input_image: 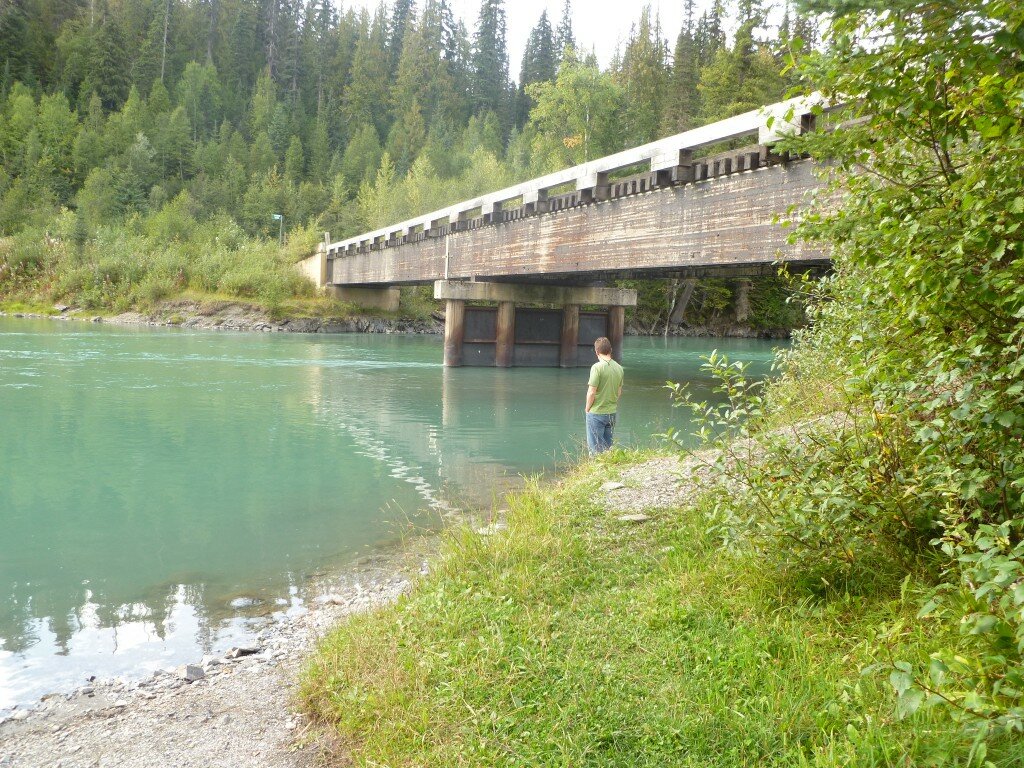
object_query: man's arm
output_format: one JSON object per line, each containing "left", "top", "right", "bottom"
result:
{"left": 585, "top": 385, "right": 597, "bottom": 413}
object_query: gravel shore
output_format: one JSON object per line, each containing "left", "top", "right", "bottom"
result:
{"left": 0, "top": 555, "right": 425, "bottom": 768}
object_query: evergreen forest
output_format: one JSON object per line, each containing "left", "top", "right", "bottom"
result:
{"left": 0, "top": 0, "right": 812, "bottom": 326}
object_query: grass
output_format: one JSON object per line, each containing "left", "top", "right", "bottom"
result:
{"left": 299, "top": 450, "right": 1024, "bottom": 766}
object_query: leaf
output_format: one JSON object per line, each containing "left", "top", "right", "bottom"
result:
{"left": 897, "top": 688, "right": 925, "bottom": 719}
{"left": 890, "top": 668, "right": 913, "bottom": 695}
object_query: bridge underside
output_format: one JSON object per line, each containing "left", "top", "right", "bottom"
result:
{"left": 328, "top": 159, "right": 826, "bottom": 288}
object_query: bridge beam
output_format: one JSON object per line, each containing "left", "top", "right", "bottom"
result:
{"left": 434, "top": 281, "right": 637, "bottom": 368}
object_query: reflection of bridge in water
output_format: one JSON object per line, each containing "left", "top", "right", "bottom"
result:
{"left": 301, "top": 348, "right": 552, "bottom": 517}
{"left": 301, "top": 95, "right": 832, "bottom": 367}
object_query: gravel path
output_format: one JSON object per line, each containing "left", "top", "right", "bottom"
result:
{"left": 600, "top": 450, "right": 727, "bottom": 513}
{"left": 0, "top": 566, "right": 419, "bottom": 768}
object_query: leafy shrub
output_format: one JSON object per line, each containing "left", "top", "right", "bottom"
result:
{"left": 669, "top": 0, "right": 1024, "bottom": 735}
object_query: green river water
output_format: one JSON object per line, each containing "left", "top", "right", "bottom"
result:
{"left": 0, "top": 316, "right": 781, "bottom": 712}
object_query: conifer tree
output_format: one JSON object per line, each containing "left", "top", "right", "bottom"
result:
{"left": 555, "top": 0, "right": 574, "bottom": 62}
{"left": 343, "top": 7, "right": 391, "bottom": 138}
{"left": 470, "top": 0, "right": 509, "bottom": 125}
{"left": 664, "top": 0, "right": 700, "bottom": 132}
{"left": 516, "top": 10, "right": 556, "bottom": 127}
{"left": 386, "top": 0, "right": 416, "bottom": 77}
{"left": 617, "top": 6, "right": 667, "bottom": 144}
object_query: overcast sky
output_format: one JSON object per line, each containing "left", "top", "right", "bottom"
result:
{"left": 340, "top": 0, "right": 723, "bottom": 76}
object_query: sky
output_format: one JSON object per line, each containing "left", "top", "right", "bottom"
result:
{"left": 340, "top": 0, "right": 719, "bottom": 76}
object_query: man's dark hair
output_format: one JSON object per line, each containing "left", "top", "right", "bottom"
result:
{"left": 594, "top": 337, "right": 612, "bottom": 356}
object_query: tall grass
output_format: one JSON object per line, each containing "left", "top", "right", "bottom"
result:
{"left": 300, "top": 455, "right": 1023, "bottom": 766}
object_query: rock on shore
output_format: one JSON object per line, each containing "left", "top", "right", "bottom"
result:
{"left": 1, "top": 300, "right": 442, "bottom": 336}
{"left": 0, "top": 574, "right": 414, "bottom": 768}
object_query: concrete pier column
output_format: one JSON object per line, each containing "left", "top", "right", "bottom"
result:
{"left": 608, "top": 305, "right": 625, "bottom": 362}
{"left": 734, "top": 279, "right": 752, "bottom": 323}
{"left": 560, "top": 304, "right": 580, "bottom": 368}
{"left": 443, "top": 299, "right": 465, "bottom": 367}
{"left": 495, "top": 301, "right": 515, "bottom": 368}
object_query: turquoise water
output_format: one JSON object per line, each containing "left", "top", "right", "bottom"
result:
{"left": 0, "top": 317, "right": 782, "bottom": 711}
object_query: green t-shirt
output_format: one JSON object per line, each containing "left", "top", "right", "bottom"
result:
{"left": 588, "top": 358, "right": 624, "bottom": 414}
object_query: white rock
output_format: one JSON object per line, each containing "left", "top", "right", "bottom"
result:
{"left": 315, "top": 594, "right": 347, "bottom": 606}
{"left": 601, "top": 481, "right": 626, "bottom": 491}
{"left": 225, "top": 646, "right": 259, "bottom": 660}
{"left": 12, "top": 709, "right": 30, "bottom": 721}
{"left": 177, "top": 664, "right": 205, "bottom": 682}
{"left": 616, "top": 513, "right": 651, "bottom": 523}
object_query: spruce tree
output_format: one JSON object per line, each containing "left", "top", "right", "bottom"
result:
{"left": 343, "top": 7, "right": 391, "bottom": 138}
{"left": 617, "top": 6, "right": 667, "bottom": 144}
{"left": 516, "top": 10, "right": 556, "bottom": 126}
{"left": 386, "top": 0, "right": 417, "bottom": 78}
{"left": 664, "top": 0, "right": 699, "bottom": 132}
{"left": 470, "top": 0, "right": 509, "bottom": 124}
{"left": 555, "top": 0, "right": 574, "bottom": 62}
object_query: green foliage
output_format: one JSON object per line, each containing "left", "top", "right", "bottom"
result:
{"left": 301, "top": 460, "right": 1024, "bottom": 765}
{"left": 665, "top": 0, "right": 1024, "bottom": 737}
{"left": 0, "top": 0, "right": 798, "bottom": 323}
{"left": 526, "top": 60, "right": 624, "bottom": 167}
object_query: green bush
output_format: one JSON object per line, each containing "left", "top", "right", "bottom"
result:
{"left": 669, "top": 0, "right": 1024, "bottom": 735}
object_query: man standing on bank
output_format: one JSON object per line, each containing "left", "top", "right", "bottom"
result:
{"left": 584, "top": 336, "right": 624, "bottom": 455}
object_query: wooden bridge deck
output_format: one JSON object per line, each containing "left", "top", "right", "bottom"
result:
{"left": 329, "top": 154, "right": 827, "bottom": 287}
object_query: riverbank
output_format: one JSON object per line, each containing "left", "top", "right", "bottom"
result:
{"left": 0, "top": 299, "right": 789, "bottom": 339}
{"left": 298, "top": 447, "right": 1023, "bottom": 766}
{"left": 0, "top": 297, "right": 443, "bottom": 335}
{"left": 0, "top": 546, "right": 431, "bottom": 768}
{"left": 6, "top": 444, "right": 1012, "bottom": 766}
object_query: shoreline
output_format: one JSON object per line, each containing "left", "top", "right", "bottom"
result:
{"left": 0, "top": 538, "right": 438, "bottom": 767}
{"left": 0, "top": 301, "right": 791, "bottom": 340}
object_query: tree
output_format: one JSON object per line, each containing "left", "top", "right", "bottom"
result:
{"left": 780, "top": 0, "right": 1024, "bottom": 729}
{"left": 343, "top": 7, "right": 391, "bottom": 138}
{"left": 340, "top": 122, "right": 383, "bottom": 189}
{"left": 555, "top": 0, "right": 574, "bottom": 63}
{"left": 697, "top": 0, "right": 785, "bottom": 123}
{"left": 664, "top": 0, "right": 700, "bottom": 132}
{"left": 88, "top": 17, "right": 131, "bottom": 110}
{"left": 284, "top": 133, "right": 304, "bottom": 182}
{"left": 617, "top": 6, "right": 668, "bottom": 145}
{"left": 470, "top": 0, "right": 509, "bottom": 124}
{"left": 386, "top": 0, "right": 416, "bottom": 77}
{"left": 516, "top": 10, "right": 556, "bottom": 126}
{"left": 35, "top": 92, "right": 78, "bottom": 202}
{"left": 526, "top": 60, "right": 623, "bottom": 168}
{"left": 176, "top": 61, "right": 222, "bottom": 141}
{"left": 386, "top": 100, "right": 426, "bottom": 175}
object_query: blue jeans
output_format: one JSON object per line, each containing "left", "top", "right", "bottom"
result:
{"left": 586, "top": 411, "right": 616, "bottom": 454}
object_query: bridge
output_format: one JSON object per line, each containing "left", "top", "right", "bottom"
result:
{"left": 298, "top": 95, "right": 831, "bottom": 367}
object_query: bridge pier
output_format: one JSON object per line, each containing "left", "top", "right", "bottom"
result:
{"left": 435, "top": 281, "right": 637, "bottom": 368}
{"left": 443, "top": 298, "right": 465, "bottom": 367}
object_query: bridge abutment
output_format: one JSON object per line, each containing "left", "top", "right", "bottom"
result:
{"left": 434, "top": 281, "right": 637, "bottom": 368}
{"left": 327, "top": 286, "right": 401, "bottom": 313}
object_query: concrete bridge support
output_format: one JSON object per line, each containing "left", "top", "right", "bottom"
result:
{"left": 434, "top": 281, "right": 637, "bottom": 368}
{"left": 297, "top": 244, "right": 401, "bottom": 312}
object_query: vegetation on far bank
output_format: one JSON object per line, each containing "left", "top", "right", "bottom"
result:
{"left": 0, "top": 0, "right": 809, "bottom": 331}
{"left": 301, "top": 0, "right": 1023, "bottom": 763}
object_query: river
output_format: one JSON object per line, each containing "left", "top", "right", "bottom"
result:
{"left": 0, "top": 316, "right": 782, "bottom": 712}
